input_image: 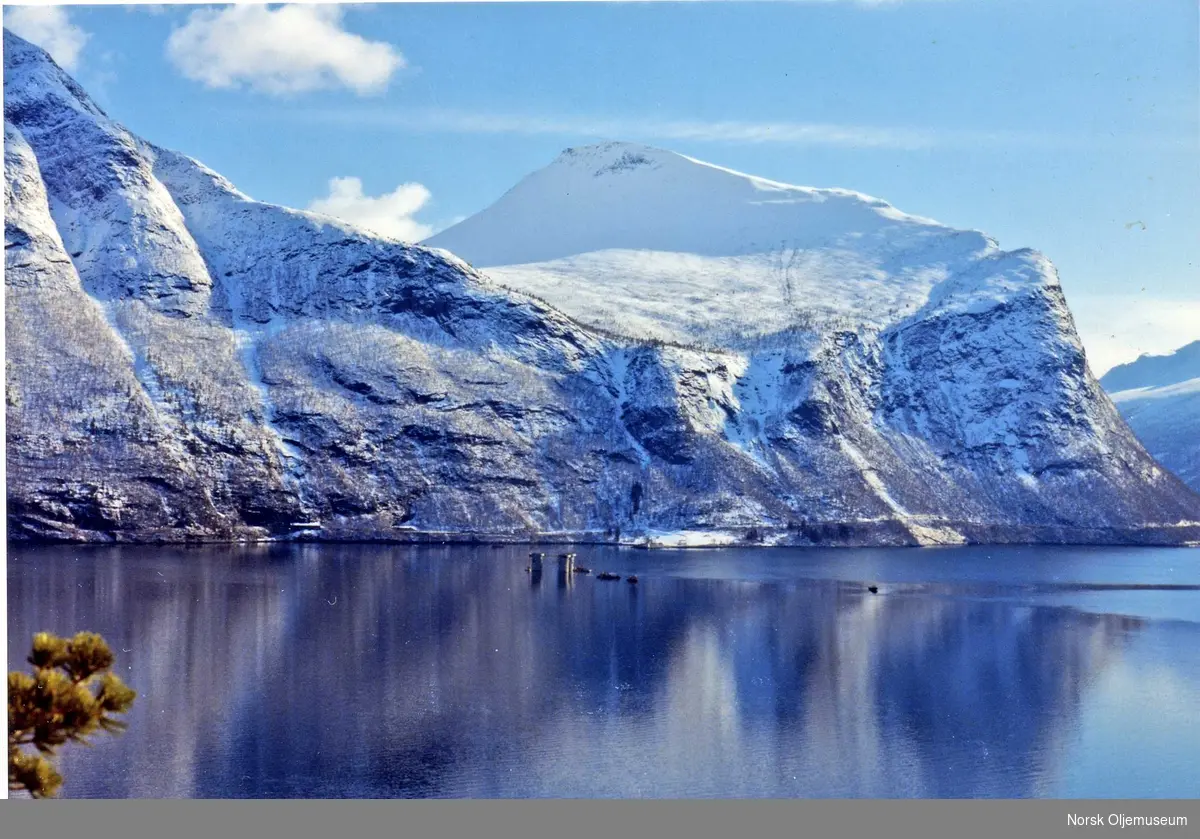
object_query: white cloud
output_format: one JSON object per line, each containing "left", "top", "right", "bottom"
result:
{"left": 4, "top": 6, "right": 90, "bottom": 72}
{"left": 1069, "top": 294, "right": 1200, "bottom": 377}
{"left": 166, "top": 5, "right": 403, "bottom": 96}
{"left": 307, "top": 177, "right": 434, "bottom": 242}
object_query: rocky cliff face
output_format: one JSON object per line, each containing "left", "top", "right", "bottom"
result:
{"left": 6, "top": 31, "right": 1199, "bottom": 545}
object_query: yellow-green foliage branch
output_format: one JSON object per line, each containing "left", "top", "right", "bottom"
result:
{"left": 8, "top": 632, "right": 136, "bottom": 798}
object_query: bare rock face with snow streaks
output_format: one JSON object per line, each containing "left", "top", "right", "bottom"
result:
{"left": 6, "top": 31, "right": 1198, "bottom": 545}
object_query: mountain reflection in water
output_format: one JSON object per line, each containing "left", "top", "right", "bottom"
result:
{"left": 8, "top": 544, "right": 1199, "bottom": 798}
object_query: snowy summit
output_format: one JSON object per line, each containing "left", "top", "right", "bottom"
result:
{"left": 426, "top": 141, "right": 1039, "bottom": 345}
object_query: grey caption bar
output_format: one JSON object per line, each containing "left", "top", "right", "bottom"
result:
{"left": 0, "top": 799, "right": 1195, "bottom": 839}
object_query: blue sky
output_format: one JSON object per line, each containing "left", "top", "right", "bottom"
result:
{"left": 5, "top": 0, "right": 1197, "bottom": 374}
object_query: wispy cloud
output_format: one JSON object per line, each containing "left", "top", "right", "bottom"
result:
{"left": 285, "top": 106, "right": 1195, "bottom": 153}
{"left": 166, "top": 5, "right": 404, "bottom": 96}
{"left": 4, "top": 6, "right": 90, "bottom": 72}
{"left": 307, "top": 177, "right": 434, "bottom": 242}
{"left": 296, "top": 107, "right": 939, "bottom": 150}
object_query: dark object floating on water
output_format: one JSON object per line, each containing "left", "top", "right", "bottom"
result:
{"left": 597, "top": 572, "right": 621, "bottom": 581}
{"left": 573, "top": 566, "right": 591, "bottom": 574}
{"left": 626, "top": 575, "right": 639, "bottom": 584}
{"left": 867, "top": 585, "right": 879, "bottom": 594}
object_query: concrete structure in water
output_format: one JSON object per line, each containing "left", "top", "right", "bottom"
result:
{"left": 556, "top": 553, "right": 576, "bottom": 589}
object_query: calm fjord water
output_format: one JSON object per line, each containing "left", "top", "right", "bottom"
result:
{"left": 8, "top": 544, "right": 1200, "bottom": 798}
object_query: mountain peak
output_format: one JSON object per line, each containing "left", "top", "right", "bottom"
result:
{"left": 3, "top": 28, "right": 107, "bottom": 123}
{"left": 426, "top": 142, "right": 947, "bottom": 271}
{"left": 3, "top": 28, "right": 45, "bottom": 65}
{"left": 550, "top": 141, "right": 674, "bottom": 176}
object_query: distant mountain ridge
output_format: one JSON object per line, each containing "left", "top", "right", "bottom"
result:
{"left": 6, "top": 30, "right": 1199, "bottom": 546}
{"left": 1101, "top": 341, "right": 1200, "bottom": 392}
{"left": 1101, "top": 342, "right": 1200, "bottom": 493}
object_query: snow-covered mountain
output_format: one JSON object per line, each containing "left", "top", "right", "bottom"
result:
{"left": 1101, "top": 342, "right": 1200, "bottom": 493}
{"left": 427, "top": 142, "right": 984, "bottom": 345}
{"left": 6, "top": 31, "right": 1199, "bottom": 546}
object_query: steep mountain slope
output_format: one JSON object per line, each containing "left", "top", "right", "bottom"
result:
{"left": 4, "top": 30, "right": 635, "bottom": 542}
{"left": 6, "top": 31, "right": 1199, "bottom": 545}
{"left": 1101, "top": 342, "right": 1200, "bottom": 492}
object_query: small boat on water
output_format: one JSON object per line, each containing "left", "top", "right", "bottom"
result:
{"left": 596, "top": 572, "right": 621, "bottom": 581}
{"left": 573, "top": 566, "right": 591, "bottom": 574}
{"left": 626, "top": 575, "right": 639, "bottom": 584}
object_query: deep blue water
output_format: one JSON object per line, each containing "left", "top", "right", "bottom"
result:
{"left": 7, "top": 543, "right": 1200, "bottom": 798}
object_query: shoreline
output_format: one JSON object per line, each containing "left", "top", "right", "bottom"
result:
{"left": 7, "top": 522, "right": 1200, "bottom": 550}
